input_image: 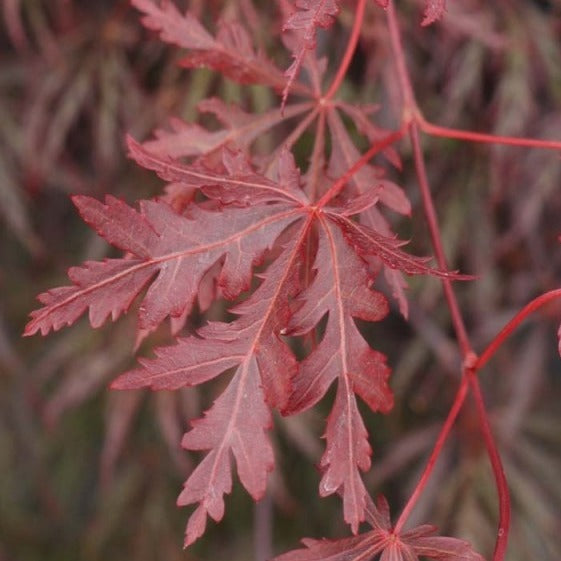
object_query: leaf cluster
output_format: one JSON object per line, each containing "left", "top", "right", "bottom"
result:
{"left": 2, "top": 1, "right": 561, "bottom": 560}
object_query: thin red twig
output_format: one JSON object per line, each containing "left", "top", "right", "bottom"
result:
{"left": 324, "top": 0, "right": 367, "bottom": 101}
{"left": 394, "top": 375, "right": 470, "bottom": 533}
{"left": 469, "top": 375, "right": 511, "bottom": 561}
{"left": 419, "top": 116, "right": 561, "bottom": 152}
{"left": 475, "top": 288, "right": 561, "bottom": 371}
{"left": 316, "top": 127, "right": 406, "bottom": 208}
{"left": 408, "top": 122, "right": 473, "bottom": 357}
{"left": 384, "top": 4, "right": 517, "bottom": 558}
{"left": 386, "top": 0, "right": 472, "bottom": 357}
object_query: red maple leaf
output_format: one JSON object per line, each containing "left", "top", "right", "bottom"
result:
{"left": 142, "top": 97, "right": 314, "bottom": 160}
{"left": 282, "top": 0, "right": 341, "bottom": 103}
{"left": 24, "top": 145, "right": 305, "bottom": 338}
{"left": 132, "top": 0, "right": 297, "bottom": 91}
{"left": 274, "top": 495, "right": 485, "bottom": 561}
{"left": 25, "top": 135, "right": 463, "bottom": 544}
{"left": 25, "top": 1, "right": 472, "bottom": 548}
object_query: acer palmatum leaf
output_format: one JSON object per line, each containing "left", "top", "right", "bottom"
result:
{"left": 421, "top": 0, "right": 447, "bottom": 26}
{"left": 133, "top": 0, "right": 291, "bottom": 91}
{"left": 284, "top": 217, "right": 392, "bottom": 531}
{"left": 282, "top": 0, "right": 341, "bottom": 105}
{"left": 142, "top": 98, "right": 313, "bottom": 160}
{"left": 127, "top": 137, "right": 309, "bottom": 206}
{"left": 325, "top": 108, "right": 413, "bottom": 315}
{"left": 112, "top": 230, "right": 308, "bottom": 403}
{"left": 25, "top": 195, "right": 301, "bottom": 337}
{"left": 178, "top": 360, "right": 273, "bottom": 547}
{"left": 113, "top": 233, "right": 309, "bottom": 546}
{"left": 327, "top": 213, "right": 465, "bottom": 278}
{"left": 274, "top": 496, "right": 485, "bottom": 561}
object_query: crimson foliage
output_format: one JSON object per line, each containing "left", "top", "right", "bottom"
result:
{"left": 25, "top": 1, "right": 561, "bottom": 560}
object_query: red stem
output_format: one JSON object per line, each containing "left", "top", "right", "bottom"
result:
{"left": 394, "top": 375, "right": 470, "bottom": 533}
{"left": 419, "top": 117, "right": 561, "bottom": 151}
{"left": 408, "top": 122, "right": 473, "bottom": 357}
{"left": 386, "top": 0, "right": 472, "bottom": 356}
{"left": 323, "top": 0, "right": 367, "bottom": 101}
{"left": 385, "top": 5, "right": 515, "bottom": 558}
{"left": 386, "top": 1, "right": 476, "bottom": 532}
{"left": 469, "top": 375, "right": 511, "bottom": 561}
{"left": 316, "top": 127, "right": 406, "bottom": 208}
{"left": 475, "top": 288, "right": 561, "bottom": 371}
{"left": 385, "top": 0, "right": 417, "bottom": 114}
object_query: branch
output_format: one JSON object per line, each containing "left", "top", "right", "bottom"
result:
{"left": 323, "top": 0, "right": 367, "bottom": 101}
{"left": 475, "top": 288, "right": 561, "bottom": 371}
{"left": 419, "top": 116, "right": 561, "bottom": 152}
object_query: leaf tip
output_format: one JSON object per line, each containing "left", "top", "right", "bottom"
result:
{"left": 125, "top": 134, "right": 142, "bottom": 157}
{"left": 421, "top": 0, "right": 446, "bottom": 27}
{"left": 22, "top": 322, "right": 37, "bottom": 337}
{"left": 182, "top": 505, "right": 208, "bottom": 548}
{"left": 70, "top": 193, "right": 90, "bottom": 210}
{"left": 109, "top": 375, "right": 127, "bottom": 390}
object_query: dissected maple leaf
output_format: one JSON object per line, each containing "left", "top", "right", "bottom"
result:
{"left": 132, "top": 0, "right": 312, "bottom": 96}
{"left": 274, "top": 495, "right": 485, "bottom": 561}
{"left": 25, "top": 132, "right": 464, "bottom": 539}
{"left": 24, "top": 189, "right": 301, "bottom": 337}
{"left": 112, "top": 234, "right": 308, "bottom": 546}
{"left": 103, "top": 143, "right": 395, "bottom": 541}
{"left": 142, "top": 98, "right": 314, "bottom": 160}
{"left": 25, "top": 120, "right": 468, "bottom": 546}
{"left": 284, "top": 216, "right": 392, "bottom": 531}
{"left": 282, "top": 0, "right": 341, "bottom": 104}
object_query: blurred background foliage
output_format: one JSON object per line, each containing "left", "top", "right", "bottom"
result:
{"left": 0, "top": 1, "right": 560, "bottom": 560}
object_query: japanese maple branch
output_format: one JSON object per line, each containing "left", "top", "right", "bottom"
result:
{"left": 467, "top": 289, "right": 561, "bottom": 558}
{"left": 475, "top": 288, "right": 561, "bottom": 371}
{"left": 417, "top": 116, "right": 561, "bottom": 151}
{"left": 384, "top": 2, "right": 512, "bottom": 558}
{"left": 393, "top": 374, "right": 470, "bottom": 533}
{"left": 385, "top": 0, "right": 471, "bottom": 356}
{"left": 394, "top": 287, "right": 561, "bottom": 538}
{"left": 468, "top": 374, "right": 510, "bottom": 561}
